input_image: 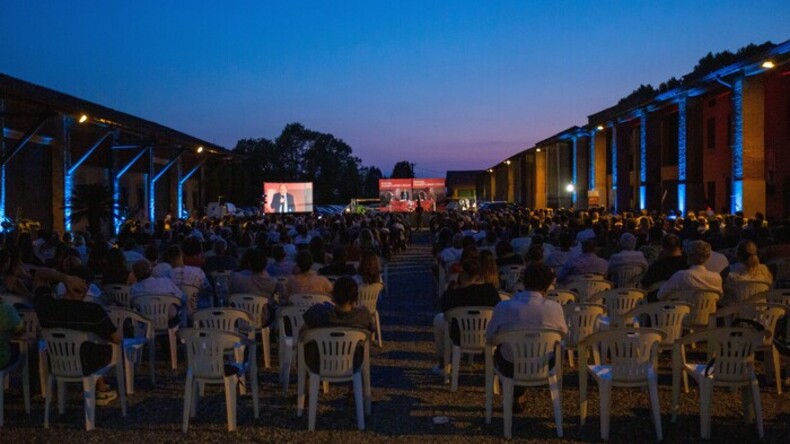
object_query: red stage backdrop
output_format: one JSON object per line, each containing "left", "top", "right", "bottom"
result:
{"left": 379, "top": 178, "right": 412, "bottom": 212}
{"left": 263, "top": 182, "right": 314, "bottom": 214}
{"left": 412, "top": 178, "right": 446, "bottom": 210}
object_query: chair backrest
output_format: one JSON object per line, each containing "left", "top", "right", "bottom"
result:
{"left": 179, "top": 285, "right": 200, "bottom": 312}
{"left": 491, "top": 329, "right": 564, "bottom": 382}
{"left": 104, "top": 306, "right": 150, "bottom": 338}
{"left": 0, "top": 294, "right": 34, "bottom": 309}
{"left": 41, "top": 328, "right": 100, "bottom": 378}
{"left": 498, "top": 265, "right": 525, "bottom": 292}
{"left": 563, "top": 278, "right": 613, "bottom": 303}
{"left": 589, "top": 288, "right": 646, "bottom": 325}
{"left": 608, "top": 264, "right": 647, "bottom": 289}
{"left": 545, "top": 289, "right": 577, "bottom": 305}
{"left": 725, "top": 280, "right": 772, "bottom": 306}
{"left": 290, "top": 293, "right": 333, "bottom": 314}
{"left": 563, "top": 303, "right": 606, "bottom": 347}
{"left": 102, "top": 284, "right": 131, "bottom": 307}
{"left": 228, "top": 293, "right": 270, "bottom": 328}
{"left": 357, "top": 283, "right": 383, "bottom": 314}
{"left": 751, "top": 289, "right": 790, "bottom": 306}
{"left": 626, "top": 302, "right": 691, "bottom": 346}
{"left": 193, "top": 308, "right": 253, "bottom": 334}
{"left": 277, "top": 305, "right": 306, "bottom": 342}
{"left": 16, "top": 308, "right": 40, "bottom": 341}
{"left": 133, "top": 294, "right": 182, "bottom": 330}
{"left": 179, "top": 328, "right": 246, "bottom": 379}
{"left": 299, "top": 327, "right": 369, "bottom": 378}
{"left": 662, "top": 289, "right": 721, "bottom": 328}
{"left": 768, "top": 258, "right": 790, "bottom": 286}
{"left": 705, "top": 328, "right": 767, "bottom": 382}
{"left": 715, "top": 302, "right": 787, "bottom": 346}
{"left": 582, "top": 328, "right": 665, "bottom": 383}
{"left": 209, "top": 271, "right": 232, "bottom": 297}
{"left": 445, "top": 306, "right": 494, "bottom": 350}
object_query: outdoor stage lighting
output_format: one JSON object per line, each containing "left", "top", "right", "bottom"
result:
{"left": 196, "top": 146, "right": 204, "bottom": 153}
{"left": 566, "top": 183, "right": 575, "bottom": 193}
{"left": 536, "top": 148, "right": 541, "bottom": 152}
{"left": 596, "top": 125, "right": 604, "bottom": 131}
{"left": 761, "top": 60, "right": 775, "bottom": 69}
{"left": 78, "top": 114, "right": 89, "bottom": 123}
{"left": 505, "top": 160, "right": 511, "bottom": 165}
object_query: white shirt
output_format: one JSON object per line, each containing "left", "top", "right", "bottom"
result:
{"left": 485, "top": 291, "right": 568, "bottom": 360}
{"left": 510, "top": 237, "right": 532, "bottom": 256}
{"left": 704, "top": 251, "right": 729, "bottom": 273}
{"left": 657, "top": 265, "right": 723, "bottom": 299}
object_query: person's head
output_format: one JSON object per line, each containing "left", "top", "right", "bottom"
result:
{"left": 331, "top": 276, "right": 359, "bottom": 307}
{"left": 182, "top": 236, "right": 203, "bottom": 258}
{"left": 272, "top": 244, "right": 286, "bottom": 262}
{"left": 132, "top": 259, "right": 153, "bottom": 281}
{"left": 618, "top": 232, "right": 637, "bottom": 251}
{"left": 661, "top": 234, "right": 682, "bottom": 256}
{"left": 279, "top": 184, "right": 288, "bottom": 195}
{"left": 105, "top": 248, "right": 126, "bottom": 271}
{"left": 213, "top": 238, "right": 228, "bottom": 256}
{"left": 460, "top": 245, "right": 479, "bottom": 263}
{"left": 526, "top": 243, "right": 544, "bottom": 262}
{"left": 495, "top": 240, "right": 514, "bottom": 257}
{"left": 478, "top": 250, "right": 499, "bottom": 287}
{"left": 357, "top": 249, "right": 381, "bottom": 284}
{"left": 144, "top": 244, "right": 159, "bottom": 263}
{"left": 63, "top": 265, "right": 94, "bottom": 301}
{"left": 309, "top": 237, "right": 326, "bottom": 264}
{"left": 122, "top": 238, "right": 137, "bottom": 252}
{"left": 332, "top": 246, "right": 347, "bottom": 266}
{"left": 164, "top": 244, "right": 184, "bottom": 267}
{"left": 735, "top": 240, "right": 760, "bottom": 270}
{"left": 581, "top": 239, "right": 597, "bottom": 254}
{"left": 649, "top": 226, "right": 664, "bottom": 244}
{"left": 295, "top": 250, "right": 313, "bottom": 273}
{"left": 685, "top": 240, "right": 712, "bottom": 266}
{"left": 521, "top": 262, "right": 555, "bottom": 293}
{"left": 458, "top": 259, "right": 482, "bottom": 286}
{"left": 559, "top": 231, "right": 572, "bottom": 251}
{"left": 451, "top": 234, "right": 464, "bottom": 249}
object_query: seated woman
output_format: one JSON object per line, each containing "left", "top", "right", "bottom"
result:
{"left": 302, "top": 276, "right": 374, "bottom": 373}
{"left": 266, "top": 244, "right": 295, "bottom": 278}
{"left": 284, "top": 251, "right": 333, "bottom": 303}
{"left": 102, "top": 248, "right": 133, "bottom": 285}
{"left": 354, "top": 250, "right": 381, "bottom": 286}
{"left": 723, "top": 240, "right": 773, "bottom": 305}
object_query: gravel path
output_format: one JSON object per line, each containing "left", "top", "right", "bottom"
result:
{"left": 2, "top": 233, "right": 789, "bottom": 442}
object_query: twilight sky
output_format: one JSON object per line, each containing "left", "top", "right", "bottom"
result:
{"left": 1, "top": 1, "right": 788, "bottom": 177}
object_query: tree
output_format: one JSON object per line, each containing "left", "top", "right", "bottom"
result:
{"left": 360, "top": 166, "right": 383, "bottom": 198}
{"left": 391, "top": 161, "right": 415, "bottom": 179}
{"left": 67, "top": 183, "right": 125, "bottom": 237}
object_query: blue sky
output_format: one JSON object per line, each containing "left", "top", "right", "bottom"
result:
{"left": 1, "top": 1, "right": 788, "bottom": 177}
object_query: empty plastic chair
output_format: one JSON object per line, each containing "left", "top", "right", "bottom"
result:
{"left": 562, "top": 278, "right": 613, "bottom": 303}
{"left": 562, "top": 303, "right": 605, "bottom": 368}
{"left": 724, "top": 280, "right": 771, "bottom": 306}
{"left": 357, "top": 283, "right": 384, "bottom": 347}
{"left": 588, "top": 288, "right": 646, "bottom": 327}
{"left": 608, "top": 263, "right": 647, "bottom": 289}
{"left": 132, "top": 294, "right": 181, "bottom": 370}
{"left": 290, "top": 293, "right": 333, "bottom": 315}
{"left": 579, "top": 328, "right": 665, "bottom": 441}
{"left": 660, "top": 289, "right": 721, "bottom": 333}
{"left": 1, "top": 334, "right": 29, "bottom": 427}
{"left": 545, "top": 289, "right": 577, "bottom": 306}
{"left": 485, "top": 329, "right": 565, "bottom": 439}
{"left": 278, "top": 305, "right": 307, "bottom": 395}
{"left": 296, "top": 327, "right": 371, "bottom": 431}
{"left": 41, "top": 328, "right": 126, "bottom": 431}
{"left": 498, "top": 265, "right": 525, "bottom": 293}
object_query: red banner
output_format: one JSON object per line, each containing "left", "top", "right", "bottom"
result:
{"left": 379, "top": 178, "right": 445, "bottom": 212}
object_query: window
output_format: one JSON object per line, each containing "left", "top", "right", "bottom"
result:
{"left": 706, "top": 117, "right": 716, "bottom": 150}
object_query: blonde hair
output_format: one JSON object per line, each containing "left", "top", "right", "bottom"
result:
{"left": 479, "top": 250, "right": 499, "bottom": 288}
{"left": 735, "top": 240, "right": 760, "bottom": 270}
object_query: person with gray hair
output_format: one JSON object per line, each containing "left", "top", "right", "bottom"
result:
{"left": 129, "top": 259, "right": 182, "bottom": 300}
{"left": 607, "top": 232, "right": 648, "bottom": 269}
{"left": 657, "top": 240, "right": 722, "bottom": 300}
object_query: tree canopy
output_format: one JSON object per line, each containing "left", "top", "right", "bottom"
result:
{"left": 391, "top": 161, "right": 415, "bottom": 179}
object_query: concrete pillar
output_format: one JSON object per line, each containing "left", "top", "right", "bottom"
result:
{"left": 677, "top": 96, "right": 688, "bottom": 214}
{"left": 686, "top": 97, "right": 705, "bottom": 212}
{"left": 594, "top": 130, "right": 607, "bottom": 207}
{"left": 615, "top": 122, "right": 632, "bottom": 212}
{"left": 507, "top": 161, "right": 515, "bottom": 202}
{"left": 645, "top": 112, "right": 662, "bottom": 210}
{"left": 53, "top": 116, "right": 72, "bottom": 233}
{"left": 638, "top": 111, "right": 647, "bottom": 210}
{"left": 535, "top": 149, "right": 547, "bottom": 209}
{"left": 740, "top": 75, "right": 766, "bottom": 217}
{"left": 489, "top": 170, "right": 495, "bottom": 201}
{"left": 576, "top": 136, "right": 589, "bottom": 209}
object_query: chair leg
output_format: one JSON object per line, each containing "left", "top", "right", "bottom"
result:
{"left": 567, "top": 349, "right": 574, "bottom": 368}
{"left": 297, "top": 360, "right": 306, "bottom": 417}
{"left": 741, "top": 385, "right": 753, "bottom": 423}
{"left": 38, "top": 346, "right": 48, "bottom": 399}
{"left": 648, "top": 376, "right": 663, "bottom": 441}
{"left": 750, "top": 377, "right": 764, "bottom": 439}
{"left": 168, "top": 329, "right": 178, "bottom": 370}
{"left": 353, "top": 373, "right": 365, "bottom": 430}
{"left": 549, "top": 374, "right": 563, "bottom": 438}
{"left": 363, "top": 359, "right": 372, "bottom": 416}
{"left": 148, "top": 337, "right": 157, "bottom": 386}
{"left": 191, "top": 379, "right": 199, "bottom": 418}
{"left": 57, "top": 381, "right": 66, "bottom": 415}
{"left": 182, "top": 373, "right": 193, "bottom": 432}
{"left": 82, "top": 377, "right": 96, "bottom": 431}
{"left": 699, "top": 382, "right": 712, "bottom": 440}
{"left": 308, "top": 375, "right": 320, "bottom": 431}
{"left": 770, "top": 347, "right": 782, "bottom": 395}
{"left": 22, "top": 354, "right": 31, "bottom": 415}
{"left": 579, "top": 368, "right": 588, "bottom": 427}
{"left": 281, "top": 346, "right": 293, "bottom": 396}
{"left": 322, "top": 380, "right": 329, "bottom": 394}
{"left": 224, "top": 376, "right": 237, "bottom": 432}
{"left": 450, "top": 347, "right": 461, "bottom": 392}
{"left": 261, "top": 327, "right": 271, "bottom": 369}
{"left": 250, "top": 366, "right": 260, "bottom": 419}
{"left": 0, "top": 379, "right": 4, "bottom": 428}
{"left": 598, "top": 380, "right": 612, "bottom": 441}
{"left": 375, "top": 312, "right": 383, "bottom": 347}
{"left": 124, "top": 349, "right": 135, "bottom": 395}
{"left": 502, "top": 379, "right": 513, "bottom": 439}
{"left": 116, "top": 361, "right": 127, "bottom": 417}
{"left": 44, "top": 374, "right": 53, "bottom": 428}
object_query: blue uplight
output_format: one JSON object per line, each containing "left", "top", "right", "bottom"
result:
{"left": 731, "top": 76, "right": 744, "bottom": 213}
{"left": 677, "top": 97, "right": 687, "bottom": 182}
{"left": 639, "top": 185, "right": 646, "bottom": 211}
{"left": 732, "top": 180, "right": 743, "bottom": 213}
{"left": 678, "top": 183, "right": 686, "bottom": 215}
{"left": 610, "top": 124, "right": 617, "bottom": 212}
{"left": 639, "top": 111, "right": 647, "bottom": 183}
{"left": 571, "top": 137, "right": 578, "bottom": 206}
{"left": 64, "top": 173, "right": 73, "bottom": 232}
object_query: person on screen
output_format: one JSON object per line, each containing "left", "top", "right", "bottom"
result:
{"left": 271, "top": 184, "right": 295, "bottom": 213}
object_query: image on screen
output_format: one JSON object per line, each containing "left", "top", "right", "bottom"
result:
{"left": 263, "top": 182, "right": 314, "bottom": 214}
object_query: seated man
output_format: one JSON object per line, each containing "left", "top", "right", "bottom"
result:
{"left": 640, "top": 234, "right": 688, "bottom": 302}
{"left": 432, "top": 259, "right": 501, "bottom": 378}
{"left": 33, "top": 266, "right": 120, "bottom": 405}
{"left": 485, "top": 262, "right": 567, "bottom": 412}
{"left": 558, "top": 239, "right": 608, "bottom": 282}
{"left": 658, "top": 240, "right": 723, "bottom": 300}
{"left": 318, "top": 246, "right": 357, "bottom": 277}
{"left": 607, "top": 232, "right": 648, "bottom": 269}
{"left": 130, "top": 259, "right": 182, "bottom": 326}
{"left": 203, "top": 238, "right": 240, "bottom": 274}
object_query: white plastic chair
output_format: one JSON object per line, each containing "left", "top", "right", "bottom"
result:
{"left": 296, "top": 327, "right": 371, "bottom": 431}
{"left": 672, "top": 327, "right": 769, "bottom": 439}
{"left": 1, "top": 335, "right": 29, "bottom": 427}
{"left": 278, "top": 305, "right": 306, "bottom": 395}
{"left": 102, "top": 284, "right": 132, "bottom": 307}
{"left": 484, "top": 329, "right": 565, "bottom": 438}
{"left": 562, "top": 303, "right": 605, "bottom": 368}
{"left": 209, "top": 271, "right": 233, "bottom": 306}
{"left": 14, "top": 308, "right": 48, "bottom": 399}
{"left": 608, "top": 263, "right": 647, "bottom": 289}
{"left": 179, "top": 328, "right": 259, "bottom": 432}
{"left": 750, "top": 289, "right": 790, "bottom": 342}
{"left": 768, "top": 258, "right": 790, "bottom": 288}
{"left": 546, "top": 289, "right": 577, "bottom": 305}
{"left": 588, "top": 288, "right": 646, "bottom": 327}
{"left": 445, "top": 306, "right": 494, "bottom": 392}
{"left": 180, "top": 285, "right": 201, "bottom": 323}
{"left": 228, "top": 293, "right": 273, "bottom": 368}
{"left": 660, "top": 289, "right": 721, "bottom": 332}
{"left": 724, "top": 280, "right": 771, "bottom": 306}
{"left": 358, "top": 283, "right": 384, "bottom": 347}
{"left": 562, "top": 278, "right": 613, "bottom": 303}
{"left": 579, "top": 328, "right": 665, "bottom": 441}
{"left": 498, "top": 265, "right": 525, "bottom": 293}
{"left": 290, "top": 293, "right": 333, "bottom": 314}
{"left": 132, "top": 294, "right": 181, "bottom": 370}
{"left": 41, "top": 328, "right": 126, "bottom": 431}
{"left": 710, "top": 302, "right": 788, "bottom": 394}
{"left": 104, "top": 306, "right": 154, "bottom": 394}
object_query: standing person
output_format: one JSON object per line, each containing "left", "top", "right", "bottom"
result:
{"left": 33, "top": 266, "right": 120, "bottom": 405}
{"left": 485, "top": 262, "right": 567, "bottom": 412}
{"left": 271, "top": 184, "right": 295, "bottom": 213}
{"left": 415, "top": 197, "right": 424, "bottom": 232}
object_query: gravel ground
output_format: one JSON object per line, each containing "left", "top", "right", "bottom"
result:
{"left": 2, "top": 233, "right": 789, "bottom": 443}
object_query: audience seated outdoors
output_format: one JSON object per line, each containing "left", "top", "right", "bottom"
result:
{"left": 558, "top": 239, "right": 608, "bottom": 282}
{"left": 284, "top": 251, "right": 333, "bottom": 302}
{"left": 657, "top": 240, "right": 723, "bottom": 300}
